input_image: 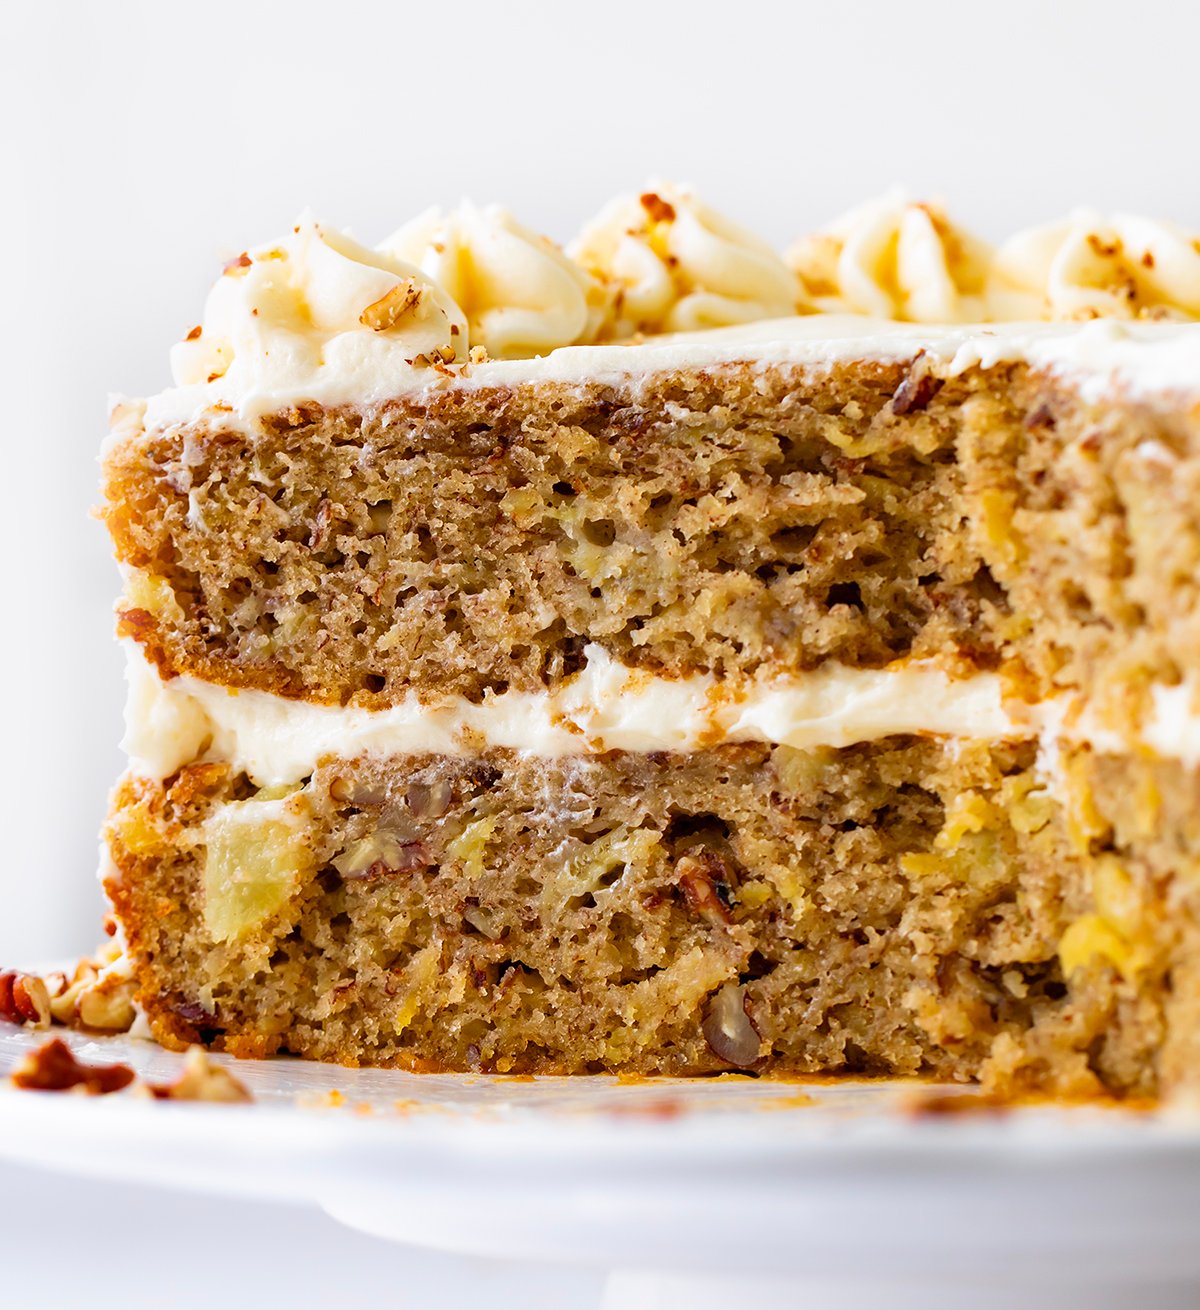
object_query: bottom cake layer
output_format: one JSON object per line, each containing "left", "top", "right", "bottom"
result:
{"left": 103, "top": 738, "right": 1200, "bottom": 1096}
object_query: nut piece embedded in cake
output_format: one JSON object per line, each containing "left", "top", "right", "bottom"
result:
{"left": 701, "top": 984, "right": 762, "bottom": 1069}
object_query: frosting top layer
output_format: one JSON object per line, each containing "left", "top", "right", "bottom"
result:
{"left": 129, "top": 187, "right": 1200, "bottom": 432}
{"left": 381, "top": 204, "right": 608, "bottom": 359}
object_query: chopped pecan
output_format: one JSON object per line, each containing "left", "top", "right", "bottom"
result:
{"left": 334, "top": 831, "right": 432, "bottom": 881}
{"left": 891, "top": 353, "right": 944, "bottom": 415}
{"left": 308, "top": 497, "right": 334, "bottom": 551}
{"left": 676, "top": 852, "right": 735, "bottom": 924}
{"left": 48, "top": 953, "right": 137, "bottom": 1032}
{"left": 640, "top": 192, "right": 677, "bottom": 224}
{"left": 11, "top": 1038, "right": 135, "bottom": 1094}
{"left": 356, "top": 854, "right": 428, "bottom": 881}
{"left": 701, "top": 983, "right": 762, "bottom": 1068}
{"left": 360, "top": 279, "right": 424, "bottom": 331}
{"left": 1024, "top": 401, "right": 1057, "bottom": 431}
{"left": 0, "top": 970, "right": 51, "bottom": 1029}
{"left": 168, "top": 996, "right": 217, "bottom": 1029}
{"left": 76, "top": 979, "right": 137, "bottom": 1032}
{"left": 406, "top": 778, "right": 453, "bottom": 819}
{"left": 114, "top": 606, "right": 156, "bottom": 642}
{"left": 146, "top": 1046, "right": 252, "bottom": 1103}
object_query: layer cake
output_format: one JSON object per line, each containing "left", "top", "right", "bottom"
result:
{"left": 99, "top": 188, "right": 1200, "bottom": 1096}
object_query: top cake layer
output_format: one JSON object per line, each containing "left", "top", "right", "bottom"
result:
{"left": 122, "top": 185, "right": 1200, "bottom": 434}
{"left": 102, "top": 187, "right": 1200, "bottom": 736}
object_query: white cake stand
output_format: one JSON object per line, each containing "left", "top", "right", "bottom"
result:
{"left": 2, "top": 1025, "right": 1199, "bottom": 1309}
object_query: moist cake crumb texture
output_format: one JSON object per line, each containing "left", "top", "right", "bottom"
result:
{"left": 95, "top": 186, "right": 1200, "bottom": 1098}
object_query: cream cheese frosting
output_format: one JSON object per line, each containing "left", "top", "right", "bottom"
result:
{"left": 127, "top": 187, "right": 1200, "bottom": 434}
{"left": 989, "top": 210, "right": 1200, "bottom": 322}
{"left": 786, "top": 191, "right": 992, "bottom": 324}
{"left": 381, "top": 204, "right": 608, "bottom": 358}
{"left": 121, "top": 644, "right": 1200, "bottom": 789}
{"left": 134, "top": 312, "right": 1200, "bottom": 435}
{"left": 569, "top": 183, "right": 801, "bottom": 335}
{"left": 1143, "top": 682, "right": 1200, "bottom": 769}
{"left": 122, "top": 643, "right": 1021, "bottom": 788}
{"left": 169, "top": 215, "right": 468, "bottom": 401}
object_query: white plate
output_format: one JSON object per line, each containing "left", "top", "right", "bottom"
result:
{"left": 2, "top": 1024, "right": 1199, "bottom": 1305}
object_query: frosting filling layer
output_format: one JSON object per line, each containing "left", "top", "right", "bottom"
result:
{"left": 124, "top": 644, "right": 1030, "bottom": 787}
{"left": 127, "top": 641, "right": 1181, "bottom": 790}
{"left": 123, "top": 644, "right": 1200, "bottom": 789}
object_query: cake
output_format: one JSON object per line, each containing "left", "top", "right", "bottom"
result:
{"left": 96, "top": 186, "right": 1200, "bottom": 1098}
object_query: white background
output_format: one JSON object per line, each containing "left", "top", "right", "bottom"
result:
{"left": 1, "top": 1, "right": 1198, "bottom": 1303}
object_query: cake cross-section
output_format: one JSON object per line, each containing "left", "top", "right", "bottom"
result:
{"left": 99, "top": 189, "right": 1200, "bottom": 1096}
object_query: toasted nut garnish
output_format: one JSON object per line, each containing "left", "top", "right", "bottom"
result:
{"left": 76, "top": 981, "right": 137, "bottom": 1033}
{"left": 45, "top": 951, "right": 137, "bottom": 1033}
{"left": 145, "top": 1046, "right": 252, "bottom": 1103}
{"left": 49, "top": 961, "right": 97, "bottom": 1024}
{"left": 360, "top": 280, "right": 424, "bottom": 331}
{"left": 0, "top": 971, "right": 51, "bottom": 1029}
{"left": 11, "top": 1038, "right": 135, "bottom": 1095}
{"left": 640, "top": 192, "right": 677, "bottom": 224}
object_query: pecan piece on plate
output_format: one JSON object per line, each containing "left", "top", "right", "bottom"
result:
{"left": 11, "top": 1038, "right": 135, "bottom": 1095}
{"left": 145, "top": 1046, "right": 252, "bottom": 1104}
{"left": 0, "top": 970, "right": 52, "bottom": 1029}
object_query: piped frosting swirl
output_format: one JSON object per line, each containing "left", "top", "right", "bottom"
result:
{"left": 569, "top": 183, "right": 801, "bottom": 335}
{"left": 987, "top": 210, "right": 1200, "bottom": 321}
{"left": 381, "top": 204, "right": 608, "bottom": 359}
{"left": 787, "top": 191, "right": 993, "bottom": 324}
{"left": 170, "top": 216, "right": 467, "bottom": 393}
{"left": 149, "top": 188, "right": 1200, "bottom": 429}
